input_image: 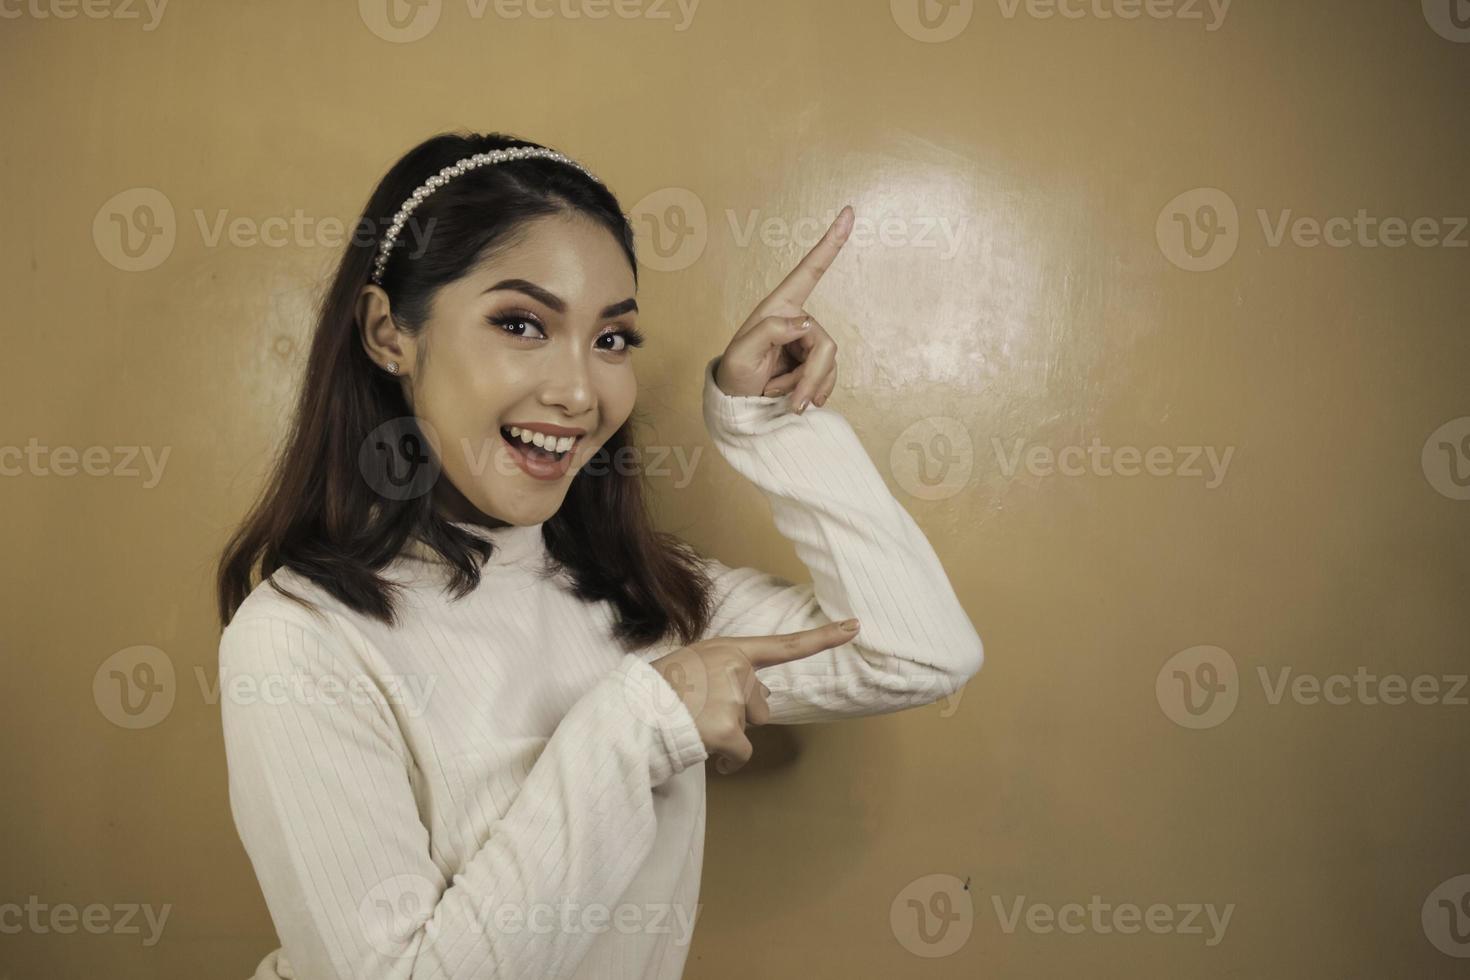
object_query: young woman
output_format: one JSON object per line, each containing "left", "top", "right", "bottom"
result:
{"left": 215, "top": 131, "right": 984, "bottom": 980}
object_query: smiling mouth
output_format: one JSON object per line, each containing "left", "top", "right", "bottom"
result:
{"left": 499, "top": 426, "right": 579, "bottom": 462}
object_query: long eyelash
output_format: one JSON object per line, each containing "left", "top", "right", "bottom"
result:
{"left": 488, "top": 312, "right": 645, "bottom": 351}
{"left": 612, "top": 326, "right": 647, "bottom": 349}
{"left": 488, "top": 313, "right": 543, "bottom": 338}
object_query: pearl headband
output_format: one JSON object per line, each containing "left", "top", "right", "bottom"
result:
{"left": 370, "top": 145, "right": 605, "bottom": 285}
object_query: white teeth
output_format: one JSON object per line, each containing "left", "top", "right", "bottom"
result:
{"left": 506, "top": 426, "right": 576, "bottom": 454}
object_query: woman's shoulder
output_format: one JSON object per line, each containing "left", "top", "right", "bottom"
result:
{"left": 222, "top": 565, "right": 349, "bottom": 649}
{"left": 216, "top": 570, "right": 381, "bottom": 692}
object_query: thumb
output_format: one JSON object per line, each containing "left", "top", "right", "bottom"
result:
{"left": 760, "top": 314, "right": 815, "bottom": 351}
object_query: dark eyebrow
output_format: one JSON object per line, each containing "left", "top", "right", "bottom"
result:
{"left": 483, "top": 279, "right": 638, "bottom": 320}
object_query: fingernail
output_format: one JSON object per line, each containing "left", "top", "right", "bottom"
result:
{"left": 797, "top": 398, "right": 809, "bottom": 413}
{"left": 839, "top": 618, "right": 860, "bottom": 631}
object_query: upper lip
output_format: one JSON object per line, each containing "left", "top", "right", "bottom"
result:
{"left": 502, "top": 421, "right": 588, "bottom": 438}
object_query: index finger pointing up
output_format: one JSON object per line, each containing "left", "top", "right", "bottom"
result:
{"left": 762, "top": 205, "right": 855, "bottom": 311}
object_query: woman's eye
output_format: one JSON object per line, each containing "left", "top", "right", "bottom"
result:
{"left": 491, "top": 314, "right": 645, "bottom": 352}
{"left": 598, "top": 326, "right": 647, "bottom": 353}
{"left": 491, "top": 315, "right": 546, "bottom": 340}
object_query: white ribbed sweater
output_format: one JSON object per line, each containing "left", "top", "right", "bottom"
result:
{"left": 219, "top": 355, "right": 984, "bottom": 980}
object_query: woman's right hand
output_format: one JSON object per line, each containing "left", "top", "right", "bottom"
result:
{"left": 649, "top": 619, "right": 861, "bottom": 774}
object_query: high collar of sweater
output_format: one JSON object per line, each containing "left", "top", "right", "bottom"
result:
{"left": 398, "top": 519, "right": 548, "bottom": 569}
{"left": 451, "top": 520, "right": 547, "bottom": 565}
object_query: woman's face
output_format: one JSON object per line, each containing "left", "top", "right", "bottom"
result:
{"left": 362, "top": 211, "right": 641, "bottom": 528}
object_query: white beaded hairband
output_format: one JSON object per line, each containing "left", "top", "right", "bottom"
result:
{"left": 370, "top": 145, "right": 605, "bottom": 285}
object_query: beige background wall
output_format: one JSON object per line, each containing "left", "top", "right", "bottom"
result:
{"left": 2, "top": 1, "right": 1467, "bottom": 976}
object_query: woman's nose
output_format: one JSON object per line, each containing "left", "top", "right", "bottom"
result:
{"left": 537, "top": 354, "right": 595, "bottom": 417}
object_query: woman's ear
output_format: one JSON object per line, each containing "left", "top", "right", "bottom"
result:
{"left": 356, "top": 283, "right": 410, "bottom": 375}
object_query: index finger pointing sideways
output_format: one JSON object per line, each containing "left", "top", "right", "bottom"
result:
{"left": 741, "top": 619, "right": 861, "bottom": 671}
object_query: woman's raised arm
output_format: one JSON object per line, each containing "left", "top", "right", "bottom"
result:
{"left": 695, "top": 353, "right": 985, "bottom": 724}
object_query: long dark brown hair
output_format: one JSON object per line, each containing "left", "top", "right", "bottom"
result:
{"left": 216, "top": 130, "right": 714, "bottom": 650}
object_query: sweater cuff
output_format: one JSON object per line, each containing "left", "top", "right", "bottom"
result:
{"left": 702, "top": 354, "right": 803, "bottom": 436}
{"left": 617, "top": 656, "right": 709, "bottom": 784}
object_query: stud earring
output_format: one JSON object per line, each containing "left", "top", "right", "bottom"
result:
{"left": 386, "top": 361, "right": 400, "bottom": 375}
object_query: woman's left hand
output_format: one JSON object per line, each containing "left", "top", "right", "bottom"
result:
{"left": 713, "top": 205, "right": 854, "bottom": 413}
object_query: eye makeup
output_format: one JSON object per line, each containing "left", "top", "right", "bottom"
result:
{"left": 486, "top": 311, "right": 645, "bottom": 352}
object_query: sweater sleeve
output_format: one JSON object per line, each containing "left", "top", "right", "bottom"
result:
{"left": 697, "top": 354, "right": 985, "bottom": 725}
{"left": 218, "top": 613, "right": 708, "bottom": 980}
